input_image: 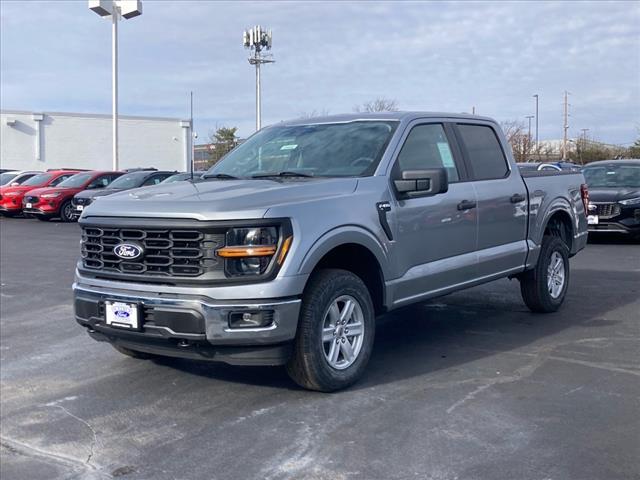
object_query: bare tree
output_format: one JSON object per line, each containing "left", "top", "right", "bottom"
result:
{"left": 298, "top": 109, "right": 330, "bottom": 119}
{"left": 353, "top": 97, "right": 399, "bottom": 113}
{"left": 500, "top": 120, "right": 534, "bottom": 163}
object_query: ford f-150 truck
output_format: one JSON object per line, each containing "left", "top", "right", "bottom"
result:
{"left": 74, "top": 112, "right": 588, "bottom": 391}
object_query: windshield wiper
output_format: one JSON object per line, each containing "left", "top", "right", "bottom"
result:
{"left": 203, "top": 173, "right": 239, "bottom": 179}
{"left": 251, "top": 171, "right": 314, "bottom": 178}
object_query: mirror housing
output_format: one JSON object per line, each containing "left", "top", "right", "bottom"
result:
{"left": 394, "top": 168, "right": 448, "bottom": 198}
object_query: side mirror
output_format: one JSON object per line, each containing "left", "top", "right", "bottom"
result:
{"left": 394, "top": 168, "right": 448, "bottom": 199}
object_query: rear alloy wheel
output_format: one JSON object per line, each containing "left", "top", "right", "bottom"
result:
{"left": 520, "top": 235, "right": 570, "bottom": 313}
{"left": 287, "top": 269, "right": 375, "bottom": 392}
{"left": 59, "top": 200, "right": 75, "bottom": 222}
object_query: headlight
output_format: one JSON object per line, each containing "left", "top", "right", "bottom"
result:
{"left": 41, "top": 192, "right": 61, "bottom": 198}
{"left": 4, "top": 191, "right": 20, "bottom": 197}
{"left": 216, "top": 226, "right": 292, "bottom": 277}
{"left": 619, "top": 197, "right": 640, "bottom": 206}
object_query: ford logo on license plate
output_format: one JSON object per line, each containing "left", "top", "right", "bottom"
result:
{"left": 113, "top": 243, "right": 144, "bottom": 260}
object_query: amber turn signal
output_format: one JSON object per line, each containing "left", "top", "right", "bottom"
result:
{"left": 277, "top": 236, "right": 293, "bottom": 264}
{"left": 216, "top": 245, "right": 277, "bottom": 258}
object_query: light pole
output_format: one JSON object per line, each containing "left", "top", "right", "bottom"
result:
{"left": 525, "top": 115, "right": 534, "bottom": 162}
{"left": 88, "top": 0, "right": 142, "bottom": 171}
{"left": 243, "top": 26, "right": 274, "bottom": 131}
{"left": 532, "top": 94, "right": 539, "bottom": 151}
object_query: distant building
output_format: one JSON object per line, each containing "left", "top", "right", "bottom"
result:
{"left": 1, "top": 110, "right": 192, "bottom": 172}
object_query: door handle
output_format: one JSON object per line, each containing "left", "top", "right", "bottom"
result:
{"left": 510, "top": 193, "right": 526, "bottom": 203}
{"left": 457, "top": 200, "right": 477, "bottom": 210}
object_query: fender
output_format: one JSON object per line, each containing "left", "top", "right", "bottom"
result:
{"left": 297, "top": 225, "right": 391, "bottom": 279}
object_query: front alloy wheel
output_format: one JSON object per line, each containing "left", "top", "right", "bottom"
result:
{"left": 322, "top": 295, "right": 366, "bottom": 370}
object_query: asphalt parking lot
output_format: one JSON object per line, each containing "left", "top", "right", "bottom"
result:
{"left": 1, "top": 218, "right": 638, "bottom": 480}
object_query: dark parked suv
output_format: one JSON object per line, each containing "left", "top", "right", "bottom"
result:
{"left": 72, "top": 170, "right": 175, "bottom": 217}
{"left": 583, "top": 159, "right": 640, "bottom": 238}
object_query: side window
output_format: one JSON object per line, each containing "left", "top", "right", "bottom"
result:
{"left": 50, "top": 174, "right": 72, "bottom": 186}
{"left": 396, "top": 124, "right": 459, "bottom": 182}
{"left": 142, "top": 174, "right": 170, "bottom": 186}
{"left": 457, "top": 124, "right": 509, "bottom": 180}
{"left": 88, "top": 175, "right": 111, "bottom": 188}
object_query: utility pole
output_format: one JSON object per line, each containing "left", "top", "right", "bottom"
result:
{"left": 243, "top": 26, "right": 274, "bottom": 131}
{"left": 533, "top": 94, "right": 539, "bottom": 151}
{"left": 472, "top": 106, "right": 476, "bottom": 115}
{"left": 562, "top": 91, "right": 570, "bottom": 161}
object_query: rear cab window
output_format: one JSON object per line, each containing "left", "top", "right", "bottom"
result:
{"left": 457, "top": 124, "right": 509, "bottom": 180}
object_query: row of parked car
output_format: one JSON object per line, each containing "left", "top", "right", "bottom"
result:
{"left": 0, "top": 168, "right": 205, "bottom": 222}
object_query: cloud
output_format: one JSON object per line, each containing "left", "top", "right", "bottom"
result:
{"left": 1, "top": 0, "right": 639, "bottom": 143}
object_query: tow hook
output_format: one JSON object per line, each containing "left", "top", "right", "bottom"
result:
{"left": 177, "top": 340, "right": 191, "bottom": 348}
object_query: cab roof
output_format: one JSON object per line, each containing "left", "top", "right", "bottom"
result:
{"left": 280, "top": 111, "right": 496, "bottom": 126}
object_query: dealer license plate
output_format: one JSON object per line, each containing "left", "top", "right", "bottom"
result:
{"left": 587, "top": 215, "right": 599, "bottom": 225}
{"left": 105, "top": 301, "right": 140, "bottom": 330}
{"left": 26, "top": 203, "right": 32, "bottom": 209}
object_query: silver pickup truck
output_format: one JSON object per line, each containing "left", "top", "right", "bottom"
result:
{"left": 74, "top": 112, "right": 589, "bottom": 391}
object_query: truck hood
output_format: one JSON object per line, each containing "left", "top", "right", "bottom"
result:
{"left": 588, "top": 188, "right": 640, "bottom": 203}
{"left": 82, "top": 177, "right": 359, "bottom": 221}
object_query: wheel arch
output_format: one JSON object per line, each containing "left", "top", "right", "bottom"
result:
{"left": 298, "top": 227, "right": 389, "bottom": 314}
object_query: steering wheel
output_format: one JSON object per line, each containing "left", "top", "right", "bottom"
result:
{"left": 350, "top": 157, "right": 374, "bottom": 168}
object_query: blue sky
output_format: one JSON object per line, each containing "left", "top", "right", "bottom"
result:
{"left": 1, "top": 0, "right": 639, "bottom": 144}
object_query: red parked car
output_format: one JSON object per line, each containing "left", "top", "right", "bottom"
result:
{"left": 0, "top": 170, "right": 81, "bottom": 217}
{"left": 22, "top": 170, "right": 122, "bottom": 222}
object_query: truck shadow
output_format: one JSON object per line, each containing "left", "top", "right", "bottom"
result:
{"left": 587, "top": 233, "right": 639, "bottom": 244}
{"left": 157, "top": 265, "right": 638, "bottom": 391}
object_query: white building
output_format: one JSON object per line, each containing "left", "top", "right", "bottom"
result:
{"left": 0, "top": 110, "right": 192, "bottom": 172}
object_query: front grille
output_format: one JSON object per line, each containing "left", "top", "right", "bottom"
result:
{"left": 594, "top": 203, "right": 621, "bottom": 219}
{"left": 81, "top": 227, "right": 224, "bottom": 278}
{"left": 25, "top": 195, "right": 39, "bottom": 204}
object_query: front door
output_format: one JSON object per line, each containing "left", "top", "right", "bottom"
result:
{"left": 388, "top": 121, "right": 478, "bottom": 307}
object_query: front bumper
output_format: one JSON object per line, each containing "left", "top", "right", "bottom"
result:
{"left": 74, "top": 283, "right": 302, "bottom": 365}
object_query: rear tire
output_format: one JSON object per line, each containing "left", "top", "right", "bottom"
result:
{"left": 112, "top": 345, "right": 157, "bottom": 360}
{"left": 520, "top": 235, "right": 570, "bottom": 313}
{"left": 286, "top": 269, "right": 375, "bottom": 392}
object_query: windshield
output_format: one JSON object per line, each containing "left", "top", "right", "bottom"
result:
{"left": 0, "top": 173, "right": 18, "bottom": 185}
{"left": 583, "top": 164, "right": 640, "bottom": 188}
{"left": 57, "top": 172, "right": 93, "bottom": 188}
{"left": 207, "top": 121, "right": 398, "bottom": 178}
{"left": 106, "top": 172, "right": 147, "bottom": 189}
{"left": 22, "top": 173, "right": 54, "bottom": 186}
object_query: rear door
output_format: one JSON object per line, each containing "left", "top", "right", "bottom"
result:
{"left": 389, "top": 121, "right": 478, "bottom": 305}
{"left": 454, "top": 122, "right": 528, "bottom": 277}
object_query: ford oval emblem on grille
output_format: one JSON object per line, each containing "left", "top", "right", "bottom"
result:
{"left": 113, "top": 243, "right": 143, "bottom": 260}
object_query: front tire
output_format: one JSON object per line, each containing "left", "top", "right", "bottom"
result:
{"left": 59, "top": 200, "right": 75, "bottom": 222}
{"left": 287, "top": 269, "right": 375, "bottom": 392}
{"left": 519, "top": 235, "right": 570, "bottom": 313}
